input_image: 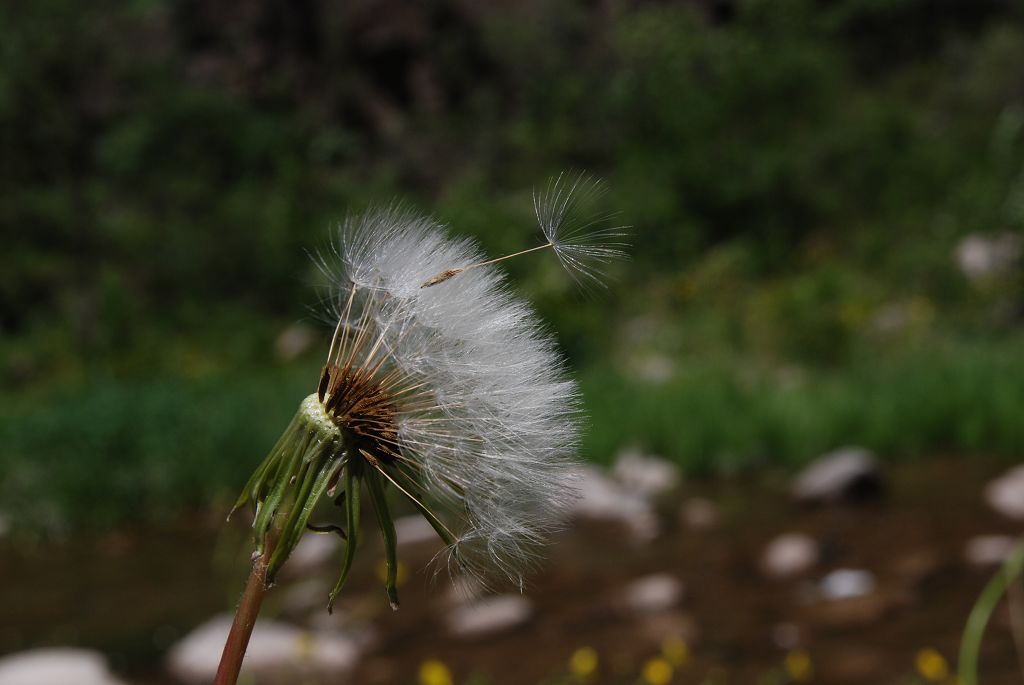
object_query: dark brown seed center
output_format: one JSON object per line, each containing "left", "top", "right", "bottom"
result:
{"left": 318, "top": 365, "right": 400, "bottom": 464}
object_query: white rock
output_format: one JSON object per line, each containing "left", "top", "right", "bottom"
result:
{"left": 762, "top": 533, "right": 819, "bottom": 579}
{"left": 274, "top": 322, "right": 316, "bottom": 361}
{"left": 279, "top": 578, "right": 331, "bottom": 615}
{"left": 613, "top": 449, "right": 681, "bottom": 498}
{"left": 621, "top": 573, "right": 684, "bottom": 614}
{"left": 166, "top": 615, "right": 360, "bottom": 684}
{"left": 395, "top": 515, "right": 438, "bottom": 547}
{"left": 282, "top": 534, "right": 340, "bottom": 577}
{"left": 819, "top": 569, "right": 876, "bottom": 601}
{"left": 444, "top": 575, "right": 487, "bottom": 605}
{"left": 955, "top": 233, "right": 1022, "bottom": 283}
{"left": 572, "top": 465, "right": 659, "bottom": 542}
{"left": 792, "top": 447, "right": 882, "bottom": 504}
{"left": 964, "top": 534, "right": 1018, "bottom": 567}
{"left": 304, "top": 612, "right": 376, "bottom": 648}
{"left": 446, "top": 596, "right": 533, "bottom": 638}
{"left": 985, "top": 465, "right": 1024, "bottom": 521}
{"left": 0, "top": 648, "right": 126, "bottom": 685}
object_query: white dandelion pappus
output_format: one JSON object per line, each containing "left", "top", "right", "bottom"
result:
{"left": 534, "top": 172, "right": 631, "bottom": 288}
{"left": 220, "top": 181, "right": 625, "bottom": 685}
{"left": 418, "top": 172, "right": 630, "bottom": 289}
{"left": 233, "top": 178, "right": 625, "bottom": 617}
{"left": 321, "top": 206, "right": 582, "bottom": 590}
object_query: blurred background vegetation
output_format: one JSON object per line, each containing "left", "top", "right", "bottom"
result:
{"left": 3, "top": 0, "right": 1024, "bottom": 534}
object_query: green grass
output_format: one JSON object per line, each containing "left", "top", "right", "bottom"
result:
{"left": 580, "top": 336, "right": 1024, "bottom": 473}
{"left": 0, "top": 364, "right": 321, "bottom": 533}
{"left": 3, "top": 337, "right": 1023, "bottom": 534}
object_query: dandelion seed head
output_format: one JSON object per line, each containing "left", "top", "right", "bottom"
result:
{"left": 316, "top": 206, "right": 583, "bottom": 587}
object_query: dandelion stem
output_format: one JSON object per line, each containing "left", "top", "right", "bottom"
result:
{"left": 214, "top": 530, "right": 279, "bottom": 685}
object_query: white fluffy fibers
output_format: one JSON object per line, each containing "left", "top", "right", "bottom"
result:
{"left": 319, "top": 206, "right": 582, "bottom": 587}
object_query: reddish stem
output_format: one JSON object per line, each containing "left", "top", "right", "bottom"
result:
{"left": 214, "top": 538, "right": 276, "bottom": 685}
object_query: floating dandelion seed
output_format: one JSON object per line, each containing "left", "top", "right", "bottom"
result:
{"left": 535, "top": 172, "right": 631, "bottom": 288}
{"left": 217, "top": 178, "right": 626, "bottom": 685}
{"left": 420, "top": 172, "right": 630, "bottom": 288}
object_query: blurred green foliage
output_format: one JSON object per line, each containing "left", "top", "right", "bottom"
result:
{"left": 0, "top": 368, "right": 315, "bottom": 531}
{"left": 584, "top": 337, "right": 1024, "bottom": 474}
{"left": 2, "top": 0, "right": 1024, "bottom": 531}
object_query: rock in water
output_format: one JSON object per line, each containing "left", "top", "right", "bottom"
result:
{"left": 280, "top": 534, "right": 340, "bottom": 578}
{"left": 444, "top": 575, "right": 487, "bottom": 606}
{"left": 0, "top": 649, "right": 126, "bottom": 685}
{"left": 571, "top": 465, "right": 659, "bottom": 542}
{"left": 166, "top": 615, "right": 360, "bottom": 684}
{"left": 620, "top": 573, "right": 685, "bottom": 614}
{"left": 762, "top": 533, "right": 819, "bottom": 579}
{"left": 279, "top": 578, "right": 332, "bottom": 616}
{"left": 612, "top": 448, "right": 681, "bottom": 498}
{"left": 445, "top": 596, "right": 533, "bottom": 638}
{"left": 985, "top": 465, "right": 1024, "bottom": 521}
{"left": 792, "top": 447, "right": 882, "bottom": 504}
{"left": 395, "top": 514, "right": 438, "bottom": 547}
{"left": 819, "top": 569, "right": 877, "bottom": 601}
{"left": 964, "top": 534, "right": 1018, "bottom": 567}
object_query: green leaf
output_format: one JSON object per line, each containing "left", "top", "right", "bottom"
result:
{"left": 267, "top": 450, "right": 343, "bottom": 583}
{"left": 376, "top": 465, "right": 458, "bottom": 550}
{"left": 228, "top": 418, "right": 299, "bottom": 519}
{"left": 251, "top": 431, "right": 310, "bottom": 553}
{"left": 328, "top": 456, "right": 362, "bottom": 613}
{"left": 365, "top": 466, "right": 400, "bottom": 609}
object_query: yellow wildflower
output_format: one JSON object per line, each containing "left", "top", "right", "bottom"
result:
{"left": 914, "top": 648, "right": 949, "bottom": 682}
{"left": 569, "top": 646, "right": 598, "bottom": 680}
{"left": 661, "top": 637, "right": 689, "bottom": 667}
{"left": 784, "top": 649, "right": 813, "bottom": 682}
{"left": 642, "top": 657, "right": 673, "bottom": 685}
{"left": 418, "top": 658, "right": 453, "bottom": 685}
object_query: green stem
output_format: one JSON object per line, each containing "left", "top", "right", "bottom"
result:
{"left": 959, "top": 538, "right": 1024, "bottom": 685}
